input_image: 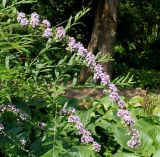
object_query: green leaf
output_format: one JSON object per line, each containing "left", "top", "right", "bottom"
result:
{"left": 40, "top": 149, "right": 52, "bottom": 157}
{"left": 65, "top": 16, "right": 72, "bottom": 31}
{"left": 136, "top": 120, "right": 155, "bottom": 156}
{"left": 113, "top": 73, "right": 135, "bottom": 87}
{"left": 2, "top": 0, "right": 7, "bottom": 7}
{"left": 128, "top": 96, "right": 144, "bottom": 107}
{"left": 153, "top": 149, "right": 160, "bottom": 157}
{"left": 68, "top": 145, "right": 99, "bottom": 157}
{"left": 58, "top": 56, "right": 68, "bottom": 65}
{"left": 55, "top": 68, "right": 60, "bottom": 79}
{"left": 79, "top": 107, "right": 95, "bottom": 126}
{"left": 152, "top": 106, "right": 160, "bottom": 117}
{"left": 114, "top": 152, "right": 140, "bottom": 157}
{"left": 114, "top": 126, "right": 132, "bottom": 151}
{"left": 72, "top": 74, "right": 77, "bottom": 86}
{"left": 20, "top": 0, "right": 37, "bottom": 4}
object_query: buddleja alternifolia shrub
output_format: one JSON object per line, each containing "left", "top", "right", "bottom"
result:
{"left": 0, "top": 5, "right": 141, "bottom": 157}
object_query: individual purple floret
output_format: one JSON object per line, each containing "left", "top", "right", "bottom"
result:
{"left": 117, "top": 109, "right": 134, "bottom": 126}
{"left": 56, "top": 26, "right": 66, "bottom": 40}
{"left": 20, "top": 113, "right": 28, "bottom": 120}
{"left": 68, "top": 108, "right": 76, "bottom": 114}
{"left": 93, "top": 64, "right": 104, "bottom": 80}
{"left": 81, "top": 134, "right": 94, "bottom": 143}
{"left": 93, "top": 64, "right": 110, "bottom": 84}
{"left": 59, "top": 108, "right": 67, "bottom": 115}
{"left": 30, "top": 12, "right": 40, "bottom": 28}
{"left": 117, "top": 99, "right": 126, "bottom": 108}
{"left": 0, "top": 124, "right": 4, "bottom": 131}
{"left": 127, "top": 128, "right": 140, "bottom": 148}
{"left": 39, "top": 122, "right": 47, "bottom": 129}
{"left": 108, "top": 83, "right": 118, "bottom": 92}
{"left": 43, "top": 28, "right": 52, "bottom": 38}
{"left": 75, "top": 42, "right": 87, "bottom": 57}
{"left": 20, "top": 18, "right": 28, "bottom": 26}
{"left": 17, "top": 12, "right": 28, "bottom": 26}
{"left": 75, "top": 122, "right": 85, "bottom": 133}
{"left": 92, "top": 141, "right": 101, "bottom": 152}
{"left": 68, "top": 115, "right": 80, "bottom": 123}
{"left": 67, "top": 37, "right": 77, "bottom": 52}
{"left": 109, "top": 92, "right": 120, "bottom": 102}
{"left": 20, "top": 139, "right": 26, "bottom": 146}
{"left": 17, "top": 12, "right": 26, "bottom": 22}
{"left": 99, "top": 72, "right": 110, "bottom": 85}
{"left": 85, "top": 52, "right": 96, "bottom": 68}
{"left": 42, "top": 19, "right": 51, "bottom": 28}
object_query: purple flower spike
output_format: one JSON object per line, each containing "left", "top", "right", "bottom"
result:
{"left": 64, "top": 108, "right": 101, "bottom": 152}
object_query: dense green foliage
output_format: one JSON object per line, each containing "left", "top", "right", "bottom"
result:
{"left": 114, "top": 0, "right": 160, "bottom": 88}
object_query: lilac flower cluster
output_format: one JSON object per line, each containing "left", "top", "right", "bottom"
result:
{"left": 0, "top": 103, "right": 28, "bottom": 121}
{"left": 56, "top": 26, "right": 66, "bottom": 40}
{"left": 117, "top": 109, "right": 134, "bottom": 126}
{"left": 67, "top": 37, "right": 78, "bottom": 52}
{"left": 0, "top": 124, "right": 4, "bottom": 131}
{"left": 42, "top": 19, "right": 52, "bottom": 38}
{"left": 20, "top": 139, "right": 27, "bottom": 146}
{"left": 59, "top": 108, "right": 101, "bottom": 152}
{"left": 17, "top": 12, "right": 28, "bottom": 26}
{"left": 42, "top": 20, "right": 51, "bottom": 28}
{"left": 127, "top": 128, "right": 141, "bottom": 148}
{"left": 43, "top": 28, "right": 52, "bottom": 38}
{"left": 30, "top": 12, "right": 40, "bottom": 28}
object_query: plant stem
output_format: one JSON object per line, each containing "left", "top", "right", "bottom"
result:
{"left": 52, "top": 99, "right": 57, "bottom": 157}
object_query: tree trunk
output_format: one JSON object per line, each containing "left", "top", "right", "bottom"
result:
{"left": 78, "top": 0, "right": 119, "bottom": 83}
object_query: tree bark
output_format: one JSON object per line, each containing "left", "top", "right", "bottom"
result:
{"left": 79, "top": 0, "right": 119, "bottom": 83}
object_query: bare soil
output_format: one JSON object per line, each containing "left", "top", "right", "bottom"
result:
{"left": 65, "top": 86, "right": 159, "bottom": 100}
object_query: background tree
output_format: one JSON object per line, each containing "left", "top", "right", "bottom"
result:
{"left": 79, "top": 0, "right": 119, "bottom": 82}
{"left": 19, "top": 0, "right": 160, "bottom": 88}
